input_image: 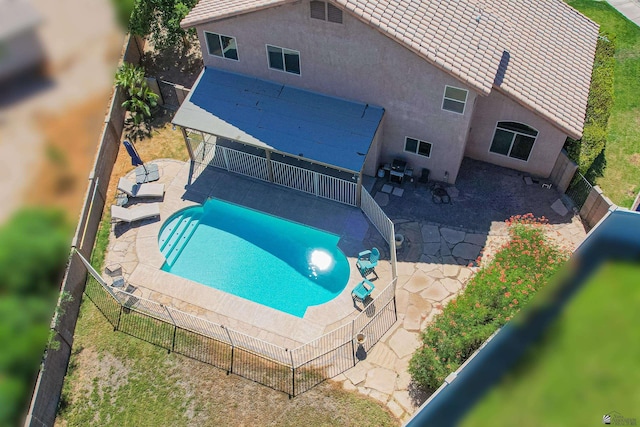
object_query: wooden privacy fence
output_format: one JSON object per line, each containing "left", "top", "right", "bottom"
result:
{"left": 77, "top": 249, "right": 397, "bottom": 397}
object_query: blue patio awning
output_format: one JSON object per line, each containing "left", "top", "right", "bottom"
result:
{"left": 172, "top": 67, "right": 384, "bottom": 172}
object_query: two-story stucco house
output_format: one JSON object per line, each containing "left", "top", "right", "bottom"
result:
{"left": 172, "top": 0, "right": 599, "bottom": 197}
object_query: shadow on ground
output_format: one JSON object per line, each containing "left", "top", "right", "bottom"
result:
{"left": 375, "top": 158, "right": 577, "bottom": 233}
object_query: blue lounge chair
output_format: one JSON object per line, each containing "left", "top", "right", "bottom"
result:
{"left": 352, "top": 279, "right": 375, "bottom": 304}
{"left": 356, "top": 247, "right": 380, "bottom": 277}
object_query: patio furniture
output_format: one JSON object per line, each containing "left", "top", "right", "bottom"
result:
{"left": 404, "top": 168, "right": 414, "bottom": 184}
{"left": 111, "top": 203, "right": 161, "bottom": 224}
{"left": 432, "top": 185, "right": 451, "bottom": 204}
{"left": 118, "top": 177, "right": 165, "bottom": 199}
{"left": 417, "top": 168, "right": 430, "bottom": 188}
{"left": 105, "top": 264, "right": 125, "bottom": 288}
{"left": 389, "top": 159, "right": 407, "bottom": 184}
{"left": 352, "top": 279, "right": 375, "bottom": 305}
{"left": 356, "top": 247, "right": 380, "bottom": 277}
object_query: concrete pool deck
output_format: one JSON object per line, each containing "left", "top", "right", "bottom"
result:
{"left": 104, "top": 159, "right": 588, "bottom": 422}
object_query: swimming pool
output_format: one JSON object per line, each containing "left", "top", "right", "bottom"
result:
{"left": 158, "top": 199, "right": 350, "bottom": 317}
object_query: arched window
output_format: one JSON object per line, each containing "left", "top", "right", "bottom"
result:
{"left": 489, "top": 121, "right": 538, "bottom": 161}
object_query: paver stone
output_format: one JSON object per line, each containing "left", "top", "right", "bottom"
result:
{"left": 421, "top": 224, "right": 440, "bottom": 242}
{"left": 365, "top": 367, "right": 397, "bottom": 395}
{"left": 452, "top": 242, "right": 482, "bottom": 260}
{"left": 388, "top": 329, "right": 421, "bottom": 359}
{"left": 420, "top": 281, "right": 450, "bottom": 301}
{"left": 440, "top": 228, "right": 466, "bottom": 244}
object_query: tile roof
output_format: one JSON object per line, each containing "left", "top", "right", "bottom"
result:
{"left": 182, "top": 0, "right": 598, "bottom": 138}
{"left": 181, "top": 0, "right": 295, "bottom": 28}
{"left": 482, "top": 0, "right": 599, "bottom": 138}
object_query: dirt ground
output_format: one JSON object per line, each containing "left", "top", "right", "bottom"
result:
{"left": 140, "top": 38, "right": 203, "bottom": 88}
{"left": 24, "top": 92, "right": 111, "bottom": 220}
{"left": 23, "top": 38, "right": 198, "bottom": 222}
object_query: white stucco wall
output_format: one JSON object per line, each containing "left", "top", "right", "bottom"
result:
{"left": 466, "top": 89, "right": 569, "bottom": 178}
{"left": 193, "top": 0, "right": 478, "bottom": 182}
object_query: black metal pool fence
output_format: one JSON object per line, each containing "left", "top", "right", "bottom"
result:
{"left": 77, "top": 250, "right": 398, "bottom": 397}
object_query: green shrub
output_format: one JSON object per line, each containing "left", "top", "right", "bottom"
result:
{"left": 409, "top": 214, "right": 570, "bottom": 390}
{"left": 0, "top": 207, "right": 71, "bottom": 425}
{"left": 129, "top": 0, "right": 199, "bottom": 51}
{"left": 115, "top": 62, "right": 159, "bottom": 142}
{"left": 0, "top": 208, "right": 71, "bottom": 295}
{"left": 565, "top": 33, "right": 615, "bottom": 174}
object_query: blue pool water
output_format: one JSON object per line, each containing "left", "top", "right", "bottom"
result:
{"left": 158, "top": 198, "right": 350, "bottom": 317}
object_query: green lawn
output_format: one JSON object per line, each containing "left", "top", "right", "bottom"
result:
{"left": 460, "top": 262, "right": 640, "bottom": 427}
{"left": 568, "top": 1, "right": 640, "bottom": 207}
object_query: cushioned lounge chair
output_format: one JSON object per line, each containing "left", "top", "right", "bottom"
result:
{"left": 118, "top": 177, "right": 165, "bottom": 199}
{"left": 111, "top": 203, "right": 160, "bottom": 223}
{"left": 356, "top": 247, "right": 380, "bottom": 277}
{"left": 352, "top": 279, "right": 375, "bottom": 304}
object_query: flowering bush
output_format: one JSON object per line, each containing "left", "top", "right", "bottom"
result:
{"left": 408, "top": 215, "right": 569, "bottom": 390}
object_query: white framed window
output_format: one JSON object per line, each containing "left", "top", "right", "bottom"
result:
{"left": 442, "top": 85, "right": 468, "bottom": 114}
{"left": 204, "top": 32, "right": 238, "bottom": 60}
{"left": 404, "top": 137, "right": 432, "bottom": 158}
{"left": 489, "top": 121, "right": 538, "bottom": 161}
{"left": 266, "top": 45, "right": 300, "bottom": 75}
{"left": 310, "top": 1, "right": 343, "bottom": 23}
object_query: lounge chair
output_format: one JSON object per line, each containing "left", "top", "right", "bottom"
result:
{"left": 356, "top": 247, "right": 380, "bottom": 278}
{"left": 352, "top": 279, "right": 375, "bottom": 304}
{"left": 111, "top": 203, "right": 160, "bottom": 223}
{"left": 118, "top": 177, "right": 165, "bottom": 199}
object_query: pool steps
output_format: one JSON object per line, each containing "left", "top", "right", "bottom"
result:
{"left": 158, "top": 211, "right": 202, "bottom": 266}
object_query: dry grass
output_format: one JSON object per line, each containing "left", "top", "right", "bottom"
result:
{"left": 22, "top": 90, "right": 187, "bottom": 225}
{"left": 57, "top": 301, "right": 398, "bottom": 427}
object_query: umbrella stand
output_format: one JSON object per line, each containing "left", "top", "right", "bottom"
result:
{"left": 123, "top": 140, "right": 160, "bottom": 183}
